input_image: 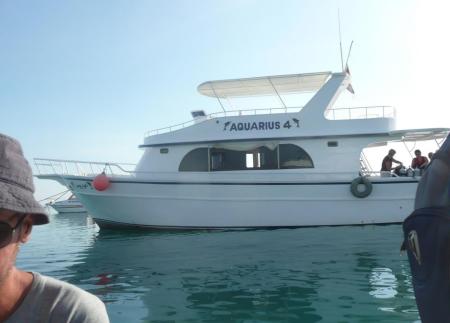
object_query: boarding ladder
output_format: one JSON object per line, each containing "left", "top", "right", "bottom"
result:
{"left": 360, "top": 152, "right": 373, "bottom": 174}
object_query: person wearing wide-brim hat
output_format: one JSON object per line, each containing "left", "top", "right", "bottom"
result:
{"left": 0, "top": 133, "right": 109, "bottom": 323}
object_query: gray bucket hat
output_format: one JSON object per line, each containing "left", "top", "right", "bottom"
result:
{"left": 0, "top": 133, "right": 49, "bottom": 225}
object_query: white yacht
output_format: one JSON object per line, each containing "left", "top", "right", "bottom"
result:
{"left": 35, "top": 70, "right": 449, "bottom": 229}
{"left": 47, "top": 194, "right": 87, "bottom": 214}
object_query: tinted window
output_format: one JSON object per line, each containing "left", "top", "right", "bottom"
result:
{"left": 279, "top": 144, "right": 314, "bottom": 168}
{"left": 210, "top": 146, "right": 278, "bottom": 171}
{"left": 178, "top": 148, "right": 209, "bottom": 172}
{"left": 210, "top": 148, "right": 246, "bottom": 171}
{"left": 179, "top": 144, "right": 313, "bottom": 172}
{"left": 258, "top": 146, "right": 278, "bottom": 169}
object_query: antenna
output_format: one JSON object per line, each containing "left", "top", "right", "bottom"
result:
{"left": 338, "top": 9, "right": 344, "bottom": 71}
{"left": 345, "top": 40, "right": 354, "bottom": 69}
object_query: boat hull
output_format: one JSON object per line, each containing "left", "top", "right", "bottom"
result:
{"left": 49, "top": 201, "right": 87, "bottom": 214}
{"left": 66, "top": 177, "right": 418, "bottom": 229}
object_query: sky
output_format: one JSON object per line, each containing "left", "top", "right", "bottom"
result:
{"left": 0, "top": 0, "right": 449, "bottom": 200}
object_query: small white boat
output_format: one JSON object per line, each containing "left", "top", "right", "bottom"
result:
{"left": 35, "top": 69, "right": 449, "bottom": 229}
{"left": 48, "top": 194, "right": 87, "bottom": 214}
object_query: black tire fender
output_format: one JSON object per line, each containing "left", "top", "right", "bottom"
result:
{"left": 350, "top": 176, "right": 373, "bottom": 198}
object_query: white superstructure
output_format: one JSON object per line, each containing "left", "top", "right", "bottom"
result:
{"left": 35, "top": 71, "right": 449, "bottom": 229}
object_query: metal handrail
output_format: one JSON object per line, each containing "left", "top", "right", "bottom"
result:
{"left": 144, "top": 105, "right": 396, "bottom": 138}
{"left": 326, "top": 105, "right": 395, "bottom": 120}
{"left": 144, "top": 106, "right": 303, "bottom": 137}
{"left": 34, "top": 157, "right": 136, "bottom": 167}
{"left": 35, "top": 157, "right": 409, "bottom": 180}
{"left": 34, "top": 158, "right": 136, "bottom": 177}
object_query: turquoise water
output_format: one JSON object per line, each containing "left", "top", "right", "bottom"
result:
{"left": 17, "top": 212, "right": 420, "bottom": 322}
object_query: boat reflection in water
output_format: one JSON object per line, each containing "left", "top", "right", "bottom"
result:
{"left": 54, "top": 218, "right": 418, "bottom": 322}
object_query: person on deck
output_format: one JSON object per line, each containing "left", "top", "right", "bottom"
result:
{"left": 0, "top": 133, "right": 110, "bottom": 323}
{"left": 381, "top": 149, "right": 403, "bottom": 175}
{"left": 411, "top": 149, "right": 429, "bottom": 170}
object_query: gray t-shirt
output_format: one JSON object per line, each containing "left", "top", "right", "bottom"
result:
{"left": 5, "top": 272, "right": 109, "bottom": 323}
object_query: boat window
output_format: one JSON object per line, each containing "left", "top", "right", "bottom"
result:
{"left": 259, "top": 146, "right": 278, "bottom": 169}
{"left": 210, "top": 146, "right": 278, "bottom": 171}
{"left": 178, "top": 148, "right": 209, "bottom": 172}
{"left": 210, "top": 151, "right": 224, "bottom": 170}
{"left": 210, "top": 148, "right": 245, "bottom": 171}
{"left": 279, "top": 144, "right": 314, "bottom": 168}
{"left": 179, "top": 144, "right": 313, "bottom": 172}
{"left": 246, "top": 153, "right": 261, "bottom": 168}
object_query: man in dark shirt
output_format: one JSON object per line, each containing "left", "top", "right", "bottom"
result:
{"left": 381, "top": 149, "right": 403, "bottom": 175}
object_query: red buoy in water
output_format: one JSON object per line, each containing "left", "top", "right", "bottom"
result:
{"left": 93, "top": 172, "right": 110, "bottom": 191}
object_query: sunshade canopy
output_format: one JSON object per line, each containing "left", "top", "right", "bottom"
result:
{"left": 198, "top": 72, "right": 332, "bottom": 98}
{"left": 390, "top": 128, "right": 450, "bottom": 142}
{"left": 368, "top": 128, "right": 450, "bottom": 147}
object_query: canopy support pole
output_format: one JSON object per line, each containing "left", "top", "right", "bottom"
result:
{"left": 211, "top": 84, "right": 226, "bottom": 112}
{"left": 403, "top": 140, "right": 415, "bottom": 159}
{"left": 268, "top": 78, "right": 287, "bottom": 111}
{"left": 436, "top": 137, "right": 445, "bottom": 148}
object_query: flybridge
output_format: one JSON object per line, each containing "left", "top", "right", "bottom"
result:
{"left": 144, "top": 71, "right": 354, "bottom": 137}
{"left": 140, "top": 70, "right": 403, "bottom": 147}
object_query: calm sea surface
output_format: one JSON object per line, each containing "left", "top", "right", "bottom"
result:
{"left": 17, "top": 212, "right": 420, "bottom": 322}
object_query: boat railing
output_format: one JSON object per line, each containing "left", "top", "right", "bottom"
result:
{"left": 34, "top": 158, "right": 412, "bottom": 181}
{"left": 144, "top": 105, "right": 395, "bottom": 137}
{"left": 325, "top": 106, "right": 395, "bottom": 120}
{"left": 34, "top": 158, "right": 136, "bottom": 177}
{"left": 144, "top": 106, "right": 303, "bottom": 137}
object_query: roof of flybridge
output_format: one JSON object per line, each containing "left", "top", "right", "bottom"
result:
{"left": 197, "top": 71, "right": 332, "bottom": 98}
{"left": 389, "top": 128, "right": 450, "bottom": 142}
{"left": 366, "top": 128, "right": 450, "bottom": 147}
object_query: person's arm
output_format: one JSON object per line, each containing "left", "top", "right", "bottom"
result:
{"left": 393, "top": 158, "right": 403, "bottom": 167}
{"left": 414, "top": 134, "right": 450, "bottom": 209}
{"left": 421, "top": 157, "right": 429, "bottom": 169}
